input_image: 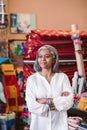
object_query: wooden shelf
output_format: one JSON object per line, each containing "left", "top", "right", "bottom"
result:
{"left": 8, "top": 39, "right": 26, "bottom": 42}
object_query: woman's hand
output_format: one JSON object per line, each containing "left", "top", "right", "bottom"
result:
{"left": 61, "top": 91, "right": 70, "bottom": 96}
{"left": 36, "top": 98, "right": 56, "bottom": 111}
{"left": 49, "top": 102, "right": 56, "bottom": 111}
{"left": 36, "top": 98, "right": 47, "bottom": 104}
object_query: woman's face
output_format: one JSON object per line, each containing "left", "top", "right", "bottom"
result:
{"left": 38, "top": 48, "right": 54, "bottom": 70}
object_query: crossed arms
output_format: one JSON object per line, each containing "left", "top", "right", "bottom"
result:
{"left": 36, "top": 91, "right": 70, "bottom": 111}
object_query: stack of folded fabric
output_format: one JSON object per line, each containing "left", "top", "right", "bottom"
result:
{"left": 21, "top": 105, "right": 29, "bottom": 124}
{"left": 0, "top": 112, "right": 16, "bottom": 130}
{"left": 21, "top": 105, "right": 30, "bottom": 130}
{"left": 68, "top": 116, "right": 82, "bottom": 130}
{"left": 6, "top": 112, "right": 16, "bottom": 128}
{"left": 79, "top": 124, "right": 87, "bottom": 130}
{"left": 78, "top": 118, "right": 87, "bottom": 130}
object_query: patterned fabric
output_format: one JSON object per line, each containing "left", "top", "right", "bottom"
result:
{"left": 24, "top": 29, "right": 87, "bottom": 61}
{"left": 23, "top": 64, "right": 33, "bottom": 91}
{"left": 3, "top": 75, "right": 23, "bottom": 113}
{"left": 1, "top": 64, "right": 23, "bottom": 113}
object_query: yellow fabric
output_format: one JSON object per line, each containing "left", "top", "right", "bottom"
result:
{"left": 8, "top": 85, "right": 17, "bottom": 98}
{"left": 0, "top": 112, "right": 16, "bottom": 120}
{"left": 2, "top": 71, "right": 16, "bottom": 75}
{"left": 16, "top": 67, "right": 23, "bottom": 73}
{"left": 6, "top": 85, "right": 23, "bottom": 113}
{"left": 77, "top": 97, "right": 87, "bottom": 111}
{"left": 1, "top": 64, "right": 14, "bottom": 71}
{"left": 1, "top": 64, "right": 16, "bottom": 75}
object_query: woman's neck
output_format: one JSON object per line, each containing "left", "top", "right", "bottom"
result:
{"left": 39, "top": 69, "right": 55, "bottom": 83}
{"left": 40, "top": 69, "right": 53, "bottom": 76}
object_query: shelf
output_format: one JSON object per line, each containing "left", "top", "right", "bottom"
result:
{"left": 23, "top": 59, "right": 87, "bottom": 64}
{"left": 23, "top": 60, "right": 35, "bottom": 64}
{"left": 68, "top": 107, "right": 87, "bottom": 118}
{"left": 8, "top": 39, "right": 26, "bottom": 42}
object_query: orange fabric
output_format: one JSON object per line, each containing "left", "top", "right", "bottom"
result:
{"left": 77, "top": 97, "right": 87, "bottom": 111}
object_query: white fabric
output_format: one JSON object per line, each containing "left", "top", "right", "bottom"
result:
{"left": 72, "top": 71, "right": 78, "bottom": 94}
{"left": 25, "top": 72, "right": 73, "bottom": 130}
{"left": 78, "top": 77, "right": 85, "bottom": 94}
{"left": 0, "top": 82, "right": 6, "bottom": 103}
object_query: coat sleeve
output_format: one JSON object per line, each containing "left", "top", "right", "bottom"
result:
{"left": 53, "top": 74, "right": 74, "bottom": 111}
{"left": 25, "top": 76, "right": 49, "bottom": 117}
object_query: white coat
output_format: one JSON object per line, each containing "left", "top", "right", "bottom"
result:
{"left": 25, "top": 72, "right": 73, "bottom": 130}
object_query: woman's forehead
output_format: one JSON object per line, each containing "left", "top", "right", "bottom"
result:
{"left": 38, "top": 48, "right": 51, "bottom": 54}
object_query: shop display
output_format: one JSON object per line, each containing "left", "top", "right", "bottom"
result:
{"left": 23, "top": 29, "right": 87, "bottom": 129}
{"left": 0, "top": 29, "right": 87, "bottom": 129}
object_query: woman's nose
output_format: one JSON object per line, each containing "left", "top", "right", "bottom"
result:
{"left": 42, "top": 56, "right": 46, "bottom": 60}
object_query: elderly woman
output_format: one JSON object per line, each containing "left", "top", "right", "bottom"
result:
{"left": 25, "top": 45, "right": 73, "bottom": 130}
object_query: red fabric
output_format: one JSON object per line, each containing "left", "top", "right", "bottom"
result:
{"left": 23, "top": 64, "right": 33, "bottom": 90}
{"left": 24, "top": 30, "right": 87, "bottom": 61}
{"left": 30, "top": 29, "right": 87, "bottom": 37}
{"left": 4, "top": 75, "right": 20, "bottom": 99}
{"left": 60, "top": 64, "right": 77, "bottom": 82}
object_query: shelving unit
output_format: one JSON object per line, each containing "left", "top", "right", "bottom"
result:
{"left": 23, "top": 59, "right": 87, "bottom": 64}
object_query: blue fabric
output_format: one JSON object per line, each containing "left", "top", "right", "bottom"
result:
{"left": 79, "top": 124, "right": 87, "bottom": 130}
{"left": 0, "top": 118, "right": 15, "bottom": 130}
{"left": 0, "top": 58, "right": 9, "bottom": 64}
{"left": 6, "top": 119, "right": 15, "bottom": 128}
{"left": 0, "top": 118, "right": 7, "bottom": 130}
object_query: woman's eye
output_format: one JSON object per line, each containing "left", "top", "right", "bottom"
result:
{"left": 38, "top": 55, "right": 52, "bottom": 58}
{"left": 38, "top": 55, "right": 43, "bottom": 58}
{"left": 45, "top": 55, "right": 51, "bottom": 58}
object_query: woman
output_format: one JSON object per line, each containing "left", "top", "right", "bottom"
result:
{"left": 25, "top": 45, "right": 73, "bottom": 130}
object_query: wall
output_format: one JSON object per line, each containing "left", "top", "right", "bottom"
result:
{"left": 7, "top": 0, "right": 87, "bottom": 39}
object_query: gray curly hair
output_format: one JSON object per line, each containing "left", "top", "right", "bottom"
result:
{"left": 33, "top": 45, "right": 59, "bottom": 72}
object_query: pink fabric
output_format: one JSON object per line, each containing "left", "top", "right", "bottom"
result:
{"left": 68, "top": 116, "right": 82, "bottom": 129}
{"left": 77, "top": 92, "right": 87, "bottom": 98}
{"left": 21, "top": 112, "right": 28, "bottom": 118}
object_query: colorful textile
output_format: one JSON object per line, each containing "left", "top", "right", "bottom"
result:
{"left": 24, "top": 30, "right": 87, "bottom": 61}
{"left": 77, "top": 96, "right": 87, "bottom": 111}
{"left": 24, "top": 29, "right": 87, "bottom": 82}
{"left": 68, "top": 116, "right": 82, "bottom": 130}
{"left": 3, "top": 75, "right": 23, "bottom": 112}
{"left": 0, "top": 112, "right": 16, "bottom": 130}
{"left": 21, "top": 105, "right": 29, "bottom": 124}
{"left": 1, "top": 64, "right": 23, "bottom": 113}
